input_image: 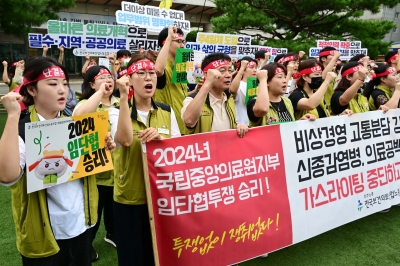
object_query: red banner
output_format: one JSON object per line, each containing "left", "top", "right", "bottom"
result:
{"left": 145, "top": 125, "right": 293, "bottom": 266}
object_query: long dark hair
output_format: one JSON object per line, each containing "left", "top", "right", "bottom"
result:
{"left": 80, "top": 66, "right": 112, "bottom": 100}
{"left": 20, "top": 57, "right": 69, "bottom": 106}
{"left": 336, "top": 62, "right": 362, "bottom": 92}
{"left": 363, "top": 64, "right": 392, "bottom": 99}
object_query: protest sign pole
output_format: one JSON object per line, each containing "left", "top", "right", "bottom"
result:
{"left": 141, "top": 143, "right": 161, "bottom": 266}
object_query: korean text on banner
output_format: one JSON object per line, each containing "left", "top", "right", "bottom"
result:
{"left": 281, "top": 110, "right": 400, "bottom": 244}
{"left": 116, "top": 1, "right": 191, "bottom": 32}
{"left": 245, "top": 77, "right": 258, "bottom": 105}
{"left": 25, "top": 111, "right": 114, "bottom": 193}
{"left": 143, "top": 126, "right": 293, "bottom": 266}
{"left": 172, "top": 48, "right": 193, "bottom": 84}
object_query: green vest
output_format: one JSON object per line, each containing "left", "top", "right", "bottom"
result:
{"left": 294, "top": 87, "right": 329, "bottom": 120}
{"left": 323, "top": 79, "right": 335, "bottom": 114}
{"left": 77, "top": 97, "right": 120, "bottom": 187}
{"left": 113, "top": 99, "right": 172, "bottom": 205}
{"left": 154, "top": 58, "right": 188, "bottom": 135}
{"left": 250, "top": 97, "right": 295, "bottom": 127}
{"left": 12, "top": 108, "right": 98, "bottom": 258}
{"left": 368, "top": 85, "right": 393, "bottom": 111}
{"left": 348, "top": 93, "right": 369, "bottom": 113}
{"left": 186, "top": 91, "right": 237, "bottom": 134}
{"left": 8, "top": 77, "right": 18, "bottom": 92}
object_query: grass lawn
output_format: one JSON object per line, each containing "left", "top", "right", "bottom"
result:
{"left": 1, "top": 114, "right": 400, "bottom": 265}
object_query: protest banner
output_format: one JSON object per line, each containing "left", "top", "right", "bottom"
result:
{"left": 28, "top": 20, "right": 149, "bottom": 56}
{"left": 142, "top": 109, "right": 400, "bottom": 266}
{"left": 172, "top": 48, "right": 205, "bottom": 84}
{"left": 25, "top": 111, "right": 113, "bottom": 194}
{"left": 245, "top": 77, "right": 258, "bottom": 105}
{"left": 116, "top": 1, "right": 191, "bottom": 32}
{"left": 185, "top": 42, "right": 287, "bottom": 59}
{"left": 196, "top": 32, "right": 252, "bottom": 46}
{"left": 309, "top": 40, "right": 368, "bottom": 59}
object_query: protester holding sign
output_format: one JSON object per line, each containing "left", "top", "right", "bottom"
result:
{"left": 0, "top": 57, "right": 116, "bottom": 266}
{"left": 230, "top": 57, "right": 258, "bottom": 125}
{"left": 289, "top": 59, "right": 338, "bottom": 120}
{"left": 155, "top": 26, "right": 188, "bottom": 135}
{"left": 330, "top": 62, "right": 376, "bottom": 115}
{"left": 73, "top": 65, "right": 120, "bottom": 259}
{"left": 247, "top": 63, "right": 316, "bottom": 126}
{"left": 385, "top": 50, "right": 400, "bottom": 73}
{"left": 319, "top": 47, "right": 342, "bottom": 113}
{"left": 112, "top": 54, "right": 180, "bottom": 266}
{"left": 181, "top": 53, "right": 248, "bottom": 137}
{"left": 363, "top": 64, "right": 400, "bottom": 110}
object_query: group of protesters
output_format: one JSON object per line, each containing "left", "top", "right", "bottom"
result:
{"left": 0, "top": 25, "right": 399, "bottom": 266}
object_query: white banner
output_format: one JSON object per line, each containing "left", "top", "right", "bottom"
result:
{"left": 281, "top": 109, "right": 400, "bottom": 244}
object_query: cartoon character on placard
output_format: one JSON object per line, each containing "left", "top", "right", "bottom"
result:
{"left": 192, "top": 64, "right": 203, "bottom": 83}
{"left": 28, "top": 149, "right": 74, "bottom": 188}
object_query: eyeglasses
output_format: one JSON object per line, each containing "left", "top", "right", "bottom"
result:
{"left": 96, "top": 75, "right": 114, "bottom": 80}
{"left": 173, "top": 39, "right": 186, "bottom": 45}
{"left": 135, "top": 71, "right": 157, "bottom": 79}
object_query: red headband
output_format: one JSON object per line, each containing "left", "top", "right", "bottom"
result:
{"left": 278, "top": 55, "right": 296, "bottom": 64}
{"left": 388, "top": 54, "right": 398, "bottom": 64}
{"left": 28, "top": 155, "right": 74, "bottom": 172}
{"left": 202, "top": 59, "right": 231, "bottom": 72}
{"left": 341, "top": 65, "right": 363, "bottom": 77}
{"left": 275, "top": 67, "right": 285, "bottom": 75}
{"left": 94, "top": 68, "right": 111, "bottom": 80}
{"left": 319, "top": 50, "right": 335, "bottom": 57}
{"left": 126, "top": 60, "right": 156, "bottom": 75}
{"left": 118, "top": 69, "right": 128, "bottom": 76}
{"left": 23, "top": 66, "right": 66, "bottom": 85}
{"left": 247, "top": 61, "right": 257, "bottom": 68}
{"left": 292, "top": 65, "right": 322, "bottom": 79}
{"left": 162, "top": 33, "right": 184, "bottom": 45}
{"left": 374, "top": 67, "right": 396, "bottom": 79}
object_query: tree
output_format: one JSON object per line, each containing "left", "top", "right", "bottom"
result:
{"left": 211, "top": 0, "right": 399, "bottom": 58}
{"left": 186, "top": 30, "right": 201, "bottom": 43}
{"left": 0, "top": 0, "right": 75, "bottom": 38}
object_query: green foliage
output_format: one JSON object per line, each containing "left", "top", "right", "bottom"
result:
{"left": 186, "top": 30, "right": 201, "bottom": 42}
{"left": 0, "top": 0, "right": 75, "bottom": 38}
{"left": 212, "top": 0, "right": 399, "bottom": 58}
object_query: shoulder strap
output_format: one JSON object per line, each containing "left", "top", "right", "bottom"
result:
{"left": 18, "top": 113, "right": 31, "bottom": 142}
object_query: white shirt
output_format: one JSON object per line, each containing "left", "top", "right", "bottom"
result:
{"left": 1, "top": 113, "right": 91, "bottom": 240}
{"left": 234, "top": 81, "right": 249, "bottom": 126}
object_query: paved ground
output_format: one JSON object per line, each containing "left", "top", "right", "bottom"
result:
{"left": 0, "top": 79, "right": 84, "bottom": 95}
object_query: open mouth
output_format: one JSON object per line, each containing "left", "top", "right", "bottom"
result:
{"left": 224, "top": 81, "right": 231, "bottom": 86}
{"left": 145, "top": 84, "right": 153, "bottom": 92}
{"left": 58, "top": 97, "right": 65, "bottom": 103}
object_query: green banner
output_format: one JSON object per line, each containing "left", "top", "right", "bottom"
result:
{"left": 172, "top": 48, "right": 193, "bottom": 84}
{"left": 245, "top": 77, "right": 258, "bottom": 105}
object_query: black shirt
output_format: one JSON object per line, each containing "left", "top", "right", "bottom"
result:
{"left": 247, "top": 98, "right": 293, "bottom": 124}
{"left": 371, "top": 89, "right": 388, "bottom": 109}
{"left": 289, "top": 88, "right": 327, "bottom": 118}
{"left": 331, "top": 90, "right": 348, "bottom": 115}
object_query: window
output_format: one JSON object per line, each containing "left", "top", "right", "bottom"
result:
{"left": 396, "top": 12, "right": 399, "bottom": 18}
{"left": 393, "top": 27, "right": 397, "bottom": 32}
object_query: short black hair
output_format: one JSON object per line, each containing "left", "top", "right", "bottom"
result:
{"left": 319, "top": 46, "right": 336, "bottom": 62}
{"left": 349, "top": 54, "right": 365, "bottom": 62}
{"left": 201, "top": 53, "right": 231, "bottom": 70}
{"left": 385, "top": 51, "right": 397, "bottom": 63}
{"left": 274, "top": 54, "right": 285, "bottom": 63}
{"left": 255, "top": 50, "right": 267, "bottom": 59}
{"left": 158, "top": 27, "right": 185, "bottom": 47}
{"left": 117, "top": 50, "right": 131, "bottom": 59}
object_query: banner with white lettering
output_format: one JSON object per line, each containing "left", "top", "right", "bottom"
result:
{"left": 143, "top": 110, "right": 400, "bottom": 266}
